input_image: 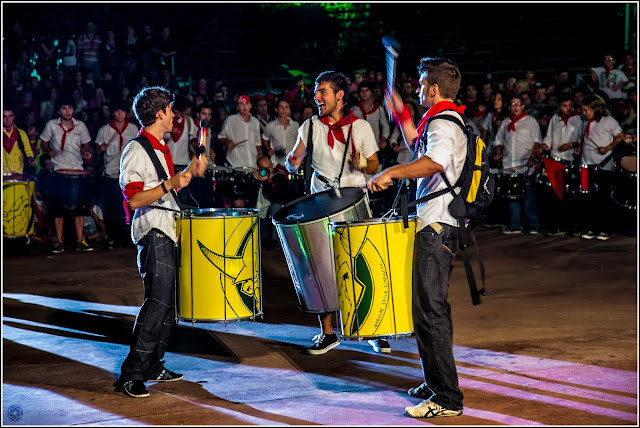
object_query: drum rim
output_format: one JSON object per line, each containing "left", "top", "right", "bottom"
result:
{"left": 542, "top": 153, "right": 572, "bottom": 164}
{"left": 181, "top": 207, "right": 259, "bottom": 217}
{"left": 273, "top": 187, "right": 367, "bottom": 224}
{"left": 329, "top": 215, "right": 417, "bottom": 228}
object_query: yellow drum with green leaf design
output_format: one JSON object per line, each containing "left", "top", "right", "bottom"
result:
{"left": 330, "top": 216, "right": 415, "bottom": 340}
{"left": 177, "top": 208, "right": 262, "bottom": 323}
{"left": 3, "top": 177, "right": 36, "bottom": 238}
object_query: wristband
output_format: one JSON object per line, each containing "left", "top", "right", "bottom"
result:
{"left": 161, "top": 181, "right": 169, "bottom": 194}
{"left": 395, "top": 105, "right": 412, "bottom": 127}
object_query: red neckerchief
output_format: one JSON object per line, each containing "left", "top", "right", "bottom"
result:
{"left": 170, "top": 112, "right": 185, "bottom": 143}
{"left": 139, "top": 128, "right": 175, "bottom": 177}
{"left": 318, "top": 110, "right": 359, "bottom": 149}
{"left": 109, "top": 120, "right": 129, "bottom": 151}
{"left": 507, "top": 111, "right": 528, "bottom": 133}
{"left": 356, "top": 102, "right": 379, "bottom": 120}
{"left": 585, "top": 118, "right": 595, "bottom": 137}
{"left": 604, "top": 66, "right": 612, "bottom": 79}
{"left": 58, "top": 121, "right": 75, "bottom": 151}
{"left": 30, "top": 138, "right": 40, "bottom": 156}
{"left": 558, "top": 110, "right": 580, "bottom": 126}
{"left": 416, "top": 100, "right": 467, "bottom": 138}
{"left": 3, "top": 126, "right": 17, "bottom": 153}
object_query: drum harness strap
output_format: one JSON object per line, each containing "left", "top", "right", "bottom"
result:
{"left": 15, "top": 129, "right": 35, "bottom": 176}
{"left": 313, "top": 123, "right": 353, "bottom": 192}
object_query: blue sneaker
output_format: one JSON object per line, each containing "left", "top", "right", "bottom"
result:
{"left": 501, "top": 226, "right": 522, "bottom": 234}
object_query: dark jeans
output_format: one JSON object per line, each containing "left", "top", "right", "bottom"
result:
{"left": 508, "top": 176, "right": 538, "bottom": 230}
{"left": 119, "top": 229, "right": 177, "bottom": 381}
{"left": 413, "top": 223, "right": 464, "bottom": 411}
{"left": 580, "top": 170, "right": 614, "bottom": 235}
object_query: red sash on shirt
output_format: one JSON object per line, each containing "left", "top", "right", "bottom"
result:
{"left": 318, "top": 110, "right": 359, "bottom": 149}
{"left": 558, "top": 111, "right": 580, "bottom": 126}
{"left": 170, "top": 112, "right": 185, "bottom": 142}
{"left": 507, "top": 111, "right": 528, "bottom": 133}
{"left": 109, "top": 120, "right": 129, "bottom": 151}
{"left": 356, "top": 102, "right": 379, "bottom": 120}
{"left": 58, "top": 122, "right": 75, "bottom": 151}
{"left": 416, "top": 100, "right": 467, "bottom": 138}
{"left": 3, "top": 126, "right": 17, "bottom": 153}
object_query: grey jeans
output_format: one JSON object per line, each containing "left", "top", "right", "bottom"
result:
{"left": 119, "top": 229, "right": 177, "bottom": 381}
{"left": 412, "top": 223, "right": 464, "bottom": 411}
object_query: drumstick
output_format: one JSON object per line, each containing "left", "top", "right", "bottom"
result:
{"left": 382, "top": 35, "right": 401, "bottom": 122}
{"left": 586, "top": 137, "right": 601, "bottom": 150}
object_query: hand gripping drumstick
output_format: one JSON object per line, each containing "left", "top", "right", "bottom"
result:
{"left": 197, "top": 119, "right": 210, "bottom": 159}
{"left": 382, "top": 35, "right": 401, "bottom": 122}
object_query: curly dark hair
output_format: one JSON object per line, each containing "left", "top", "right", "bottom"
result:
{"left": 315, "top": 71, "right": 349, "bottom": 98}
{"left": 132, "top": 86, "right": 175, "bottom": 127}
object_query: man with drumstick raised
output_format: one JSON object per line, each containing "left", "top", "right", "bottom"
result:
{"left": 285, "top": 71, "right": 381, "bottom": 355}
{"left": 114, "top": 86, "right": 207, "bottom": 398}
{"left": 40, "top": 96, "right": 94, "bottom": 253}
{"left": 368, "top": 57, "right": 466, "bottom": 418}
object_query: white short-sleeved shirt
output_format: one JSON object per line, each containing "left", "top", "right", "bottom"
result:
{"left": 95, "top": 121, "right": 139, "bottom": 178}
{"left": 495, "top": 115, "right": 542, "bottom": 175}
{"left": 592, "top": 66, "right": 629, "bottom": 100}
{"left": 581, "top": 116, "right": 622, "bottom": 171}
{"left": 352, "top": 104, "right": 390, "bottom": 146}
{"left": 542, "top": 114, "right": 583, "bottom": 162}
{"left": 297, "top": 116, "right": 378, "bottom": 194}
{"left": 40, "top": 117, "right": 92, "bottom": 171}
{"left": 163, "top": 114, "right": 196, "bottom": 166}
{"left": 262, "top": 118, "right": 300, "bottom": 166}
{"left": 119, "top": 137, "right": 181, "bottom": 244}
{"left": 218, "top": 114, "right": 262, "bottom": 168}
{"left": 415, "top": 111, "right": 467, "bottom": 231}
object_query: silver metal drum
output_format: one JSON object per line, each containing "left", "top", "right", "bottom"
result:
{"left": 272, "top": 187, "right": 372, "bottom": 313}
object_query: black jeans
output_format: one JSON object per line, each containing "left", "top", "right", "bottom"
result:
{"left": 412, "top": 223, "right": 464, "bottom": 411}
{"left": 119, "top": 229, "right": 177, "bottom": 381}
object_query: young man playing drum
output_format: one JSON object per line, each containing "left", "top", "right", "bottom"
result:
{"left": 285, "top": 71, "right": 381, "bottom": 355}
{"left": 114, "top": 86, "right": 207, "bottom": 398}
{"left": 368, "top": 57, "right": 466, "bottom": 418}
{"left": 40, "top": 97, "right": 94, "bottom": 253}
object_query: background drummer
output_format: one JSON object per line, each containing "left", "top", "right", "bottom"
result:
{"left": 539, "top": 93, "right": 584, "bottom": 237}
{"left": 218, "top": 94, "right": 263, "bottom": 208}
{"left": 40, "top": 96, "right": 94, "bottom": 253}
{"left": 285, "top": 70, "right": 381, "bottom": 355}
{"left": 3, "top": 106, "right": 36, "bottom": 176}
{"left": 494, "top": 94, "right": 543, "bottom": 235}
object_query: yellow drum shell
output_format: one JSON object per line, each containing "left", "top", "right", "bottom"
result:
{"left": 3, "top": 179, "right": 35, "bottom": 238}
{"left": 331, "top": 216, "right": 415, "bottom": 340}
{"left": 177, "top": 209, "right": 262, "bottom": 322}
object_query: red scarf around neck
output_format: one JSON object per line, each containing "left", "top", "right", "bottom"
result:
{"left": 558, "top": 110, "right": 580, "bottom": 126}
{"left": 318, "top": 110, "right": 359, "bottom": 149}
{"left": 416, "top": 100, "right": 467, "bottom": 138}
{"left": 139, "top": 128, "right": 175, "bottom": 177}
{"left": 170, "top": 112, "right": 185, "bottom": 143}
{"left": 585, "top": 118, "right": 595, "bottom": 137}
{"left": 109, "top": 120, "right": 129, "bottom": 151}
{"left": 58, "top": 121, "right": 75, "bottom": 151}
{"left": 507, "top": 111, "right": 528, "bottom": 133}
{"left": 604, "top": 67, "right": 612, "bottom": 79}
{"left": 356, "top": 102, "right": 379, "bottom": 120}
{"left": 3, "top": 126, "right": 17, "bottom": 153}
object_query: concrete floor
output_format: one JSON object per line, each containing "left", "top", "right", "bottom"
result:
{"left": 2, "top": 214, "right": 638, "bottom": 426}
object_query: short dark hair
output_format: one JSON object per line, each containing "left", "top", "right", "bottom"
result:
{"left": 557, "top": 92, "right": 573, "bottom": 105}
{"left": 196, "top": 102, "right": 212, "bottom": 115}
{"left": 357, "top": 80, "right": 374, "bottom": 92}
{"left": 417, "top": 57, "right": 461, "bottom": 99}
{"left": 315, "top": 71, "right": 349, "bottom": 98}
{"left": 132, "top": 86, "right": 174, "bottom": 127}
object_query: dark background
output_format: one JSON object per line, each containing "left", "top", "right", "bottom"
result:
{"left": 3, "top": 2, "right": 637, "bottom": 92}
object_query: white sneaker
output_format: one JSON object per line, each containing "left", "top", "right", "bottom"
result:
{"left": 405, "top": 400, "right": 463, "bottom": 418}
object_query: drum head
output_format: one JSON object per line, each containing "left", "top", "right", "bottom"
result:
{"left": 273, "top": 187, "right": 366, "bottom": 224}
{"left": 620, "top": 155, "right": 637, "bottom": 173}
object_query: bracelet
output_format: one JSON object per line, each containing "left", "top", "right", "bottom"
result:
{"left": 396, "top": 105, "right": 412, "bottom": 126}
{"left": 161, "top": 181, "right": 169, "bottom": 194}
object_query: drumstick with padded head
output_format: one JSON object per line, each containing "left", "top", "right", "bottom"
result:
{"left": 382, "top": 35, "right": 401, "bottom": 122}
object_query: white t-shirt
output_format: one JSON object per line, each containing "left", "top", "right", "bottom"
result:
{"left": 415, "top": 111, "right": 467, "bottom": 231}
{"left": 40, "top": 117, "right": 92, "bottom": 171}
{"left": 218, "top": 114, "right": 262, "bottom": 168}
{"left": 542, "top": 114, "right": 583, "bottom": 162}
{"left": 163, "top": 114, "right": 196, "bottom": 166}
{"left": 581, "top": 116, "right": 622, "bottom": 171}
{"left": 495, "top": 115, "right": 542, "bottom": 175}
{"left": 119, "top": 137, "right": 180, "bottom": 244}
{"left": 262, "top": 117, "right": 300, "bottom": 166}
{"left": 592, "top": 66, "right": 629, "bottom": 100}
{"left": 95, "top": 121, "right": 139, "bottom": 178}
{"left": 296, "top": 116, "right": 378, "bottom": 194}
{"left": 351, "top": 104, "right": 390, "bottom": 147}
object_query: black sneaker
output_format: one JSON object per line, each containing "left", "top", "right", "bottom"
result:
{"left": 408, "top": 382, "right": 432, "bottom": 399}
{"left": 51, "top": 241, "right": 64, "bottom": 254}
{"left": 75, "top": 238, "right": 94, "bottom": 252}
{"left": 114, "top": 379, "right": 150, "bottom": 398}
{"left": 368, "top": 338, "right": 391, "bottom": 353}
{"left": 146, "top": 368, "right": 183, "bottom": 382}
{"left": 307, "top": 333, "right": 340, "bottom": 355}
